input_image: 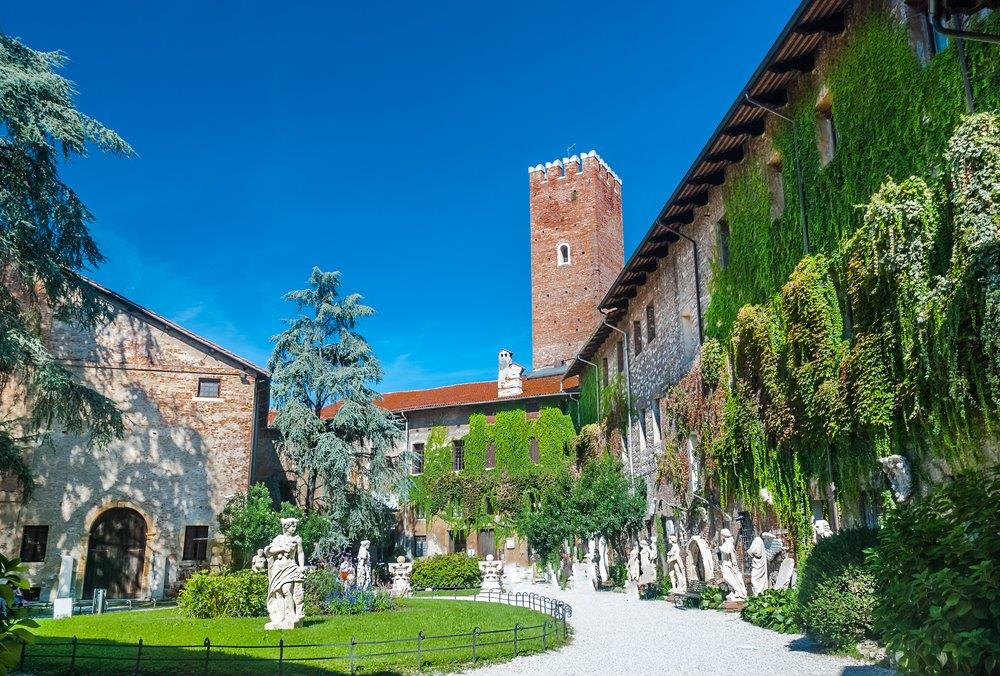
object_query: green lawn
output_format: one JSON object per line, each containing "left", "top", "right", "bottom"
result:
{"left": 22, "top": 599, "right": 565, "bottom": 674}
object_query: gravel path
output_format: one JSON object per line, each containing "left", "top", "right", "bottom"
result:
{"left": 463, "top": 585, "right": 892, "bottom": 676}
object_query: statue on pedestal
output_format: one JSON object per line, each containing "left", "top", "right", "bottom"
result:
{"left": 264, "top": 518, "right": 305, "bottom": 630}
{"left": 625, "top": 542, "right": 641, "bottom": 600}
{"left": 638, "top": 538, "right": 657, "bottom": 586}
{"left": 666, "top": 535, "right": 686, "bottom": 594}
{"left": 388, "top": 556, "right": 413, "bottom": 597}
{"left": 718, "top": 528, "right": 747, "bottom": 601}
{"left": 355, "top": 540, "right": 372, "bottom": 591}
{"left": 479, "top": 555, "right": 503, "bottom": 592}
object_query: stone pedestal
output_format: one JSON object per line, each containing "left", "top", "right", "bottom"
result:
{"left": 56, "top": 555, "right": 75, "bottom": 598}
{"left": 53, "top": 597, "right": 73, "bottom": 619}
{"left": 149, "top": 555, "right": 167, "bottom": 600}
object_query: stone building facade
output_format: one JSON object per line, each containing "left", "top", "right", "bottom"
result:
{"left": 564, "top": 0, "right": 980, "bottom": 534}
{"left": 0, "top": 280, "right": 270, "bottom": 601}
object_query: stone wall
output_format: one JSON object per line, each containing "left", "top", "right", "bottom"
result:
{"left": 0, "top": 293, "right": 268, "bottom": 601}
{"left": 529, "top": 152, "right": 624, "bottom": 370}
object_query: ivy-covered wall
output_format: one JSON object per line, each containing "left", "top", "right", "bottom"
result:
{"left": 704, "top": 8, "right": 1000, "bottom": 340}
{"left": 657, "top": 6, "right": 1000, "bottom": 556}
{"left": 408, "top": 407, "right": 577, "bottom": 537}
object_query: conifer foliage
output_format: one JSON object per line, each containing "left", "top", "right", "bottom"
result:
{"left": 0, "top": 33, "right": 131, "bottom": 495}
{"left": 269, "top": 268, "right": 405, "bottom": 556}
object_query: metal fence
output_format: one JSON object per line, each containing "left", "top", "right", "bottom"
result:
{"left": 25, "top": 598, "right": 177, "bottom": 617}
{"left": 17, "top": 590, "right": 572, "bottom": 675}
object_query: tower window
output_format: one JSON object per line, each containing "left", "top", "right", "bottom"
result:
{"left": 557, "top": 243, "right": 571, "bottom": 266}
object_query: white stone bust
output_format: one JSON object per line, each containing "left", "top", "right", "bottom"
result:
{"left": 812, "top": 519, "right": 833, "bottom": 542}
{"left": 878, "top": 454, "right": 912, "bottom": 501}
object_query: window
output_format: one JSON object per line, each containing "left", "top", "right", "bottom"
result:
{"left": 602, "top": 357, "right": 609, "bottom": 385}
{"left": 616, "top": 341, "right": 625, "bottom": 373}
{"left": 557, "top": 243, "right": 571, "bottom": 266}
{"left": 19, "top": 525, "right": 49, "bottom": 562}
{"left": 816, "top": 89, "right": 837, "bottom": 167}
{"left": 449, "top": 530, "right": 467, "bottom": 554}
{"left": 646, "top": 304, "right": 656, "bottom": 343}
{"left": 414, "top": 535, "right": 426, "bottom": 558}
{"left": 652, "top": 399, "right": 663, "bottom": 444}
{"left": 183, "top": 525, "right": 209, "bottom": 561}
{"left": 412, "top": 442, "right": 425, "bottom": 475}
{"left": 197, "top": 378, "right": 221, "bottom": 398}
{"left": 529, "top": 438, "right": 540, "bottom": 464}
{"left": 633, "top": 321, "right": 643, "bottom": 355}
{"left": 452, "top": 440, "right": 465, "bottom": 471}
{"left": 485, "top": 442, "right": 496, "bottom": 469}
{"left": 716, "top": 220, "right": 730, "bottom": 270}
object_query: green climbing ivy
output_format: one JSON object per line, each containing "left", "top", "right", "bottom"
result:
{"left": 409, "top": 407, "right": 577, "bottom": 539}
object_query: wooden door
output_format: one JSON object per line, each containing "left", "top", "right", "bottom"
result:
{"left": 83, "top": 508, "right": 147, "bottom": 599}
{"left": 477, "top": 529, "right": 496, "bottom": 558}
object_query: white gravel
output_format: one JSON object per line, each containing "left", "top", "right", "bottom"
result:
{"left": 462, "top": 585, "right": 892, "bottom": 676}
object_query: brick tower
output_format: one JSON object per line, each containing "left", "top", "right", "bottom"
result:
{"left": 529, "top": 151, "right": 624, "bottom": 370}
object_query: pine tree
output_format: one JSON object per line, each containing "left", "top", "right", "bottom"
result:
{"left": 269, "top": 268, "right": 405, "bottom": 556}
{"left": 0, "top": 33, "right": 131, "bottom": 495}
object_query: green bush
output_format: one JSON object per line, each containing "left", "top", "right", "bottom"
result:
{"left": 608, "top": 561, "right": 627, "bottom": 588}
{"left": 796, "top": 527, "right": 879, "bottom": 648}
{"left": 700, "top": 585, "right": 724, "bottom": 610}
{"left": 410, "top": 554, "right": 482, "bottom": 589}
{"left": 869, "top": 468, "right": 1000, "bottom": 674}
{"left": 742, "top": 588, "right": 801, "bottom": 633}
{"left": 178, "top": 570, "right": 268, "bottom": 618}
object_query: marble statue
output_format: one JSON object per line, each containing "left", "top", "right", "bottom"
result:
{"left": 388, "top": 556, "right": 413, "bottom": 597}
{"left": 638, "top": 538, "right": 657, "bottom": 586}
{"left": 718, "top": 529, "right": 747, "bottom": 601}
{"left": 773, "top": 557, "right": 796, "bottom": 590}
{"left": 878, "top": 454, "right": 913, "bottom": 502}
{"left": 585, "top": 540, "right": 599, "bottom": 590}
{"left": 479, "top": 554, "right": 504, "bottom": 592}
{"left": 355, "top": 540, "right": 372, "bottom": 591}
{"left": 264, "top": 517, "right": 306, "bottom": 630}
{"left": 625, "top": 542, "right": 641, "bottom": 599}
{"left": 251, "top": 549, "right": 267, "bottom": 573}
{"left": 209, "top": 544, "right": 225, "bottom": 572}
{"left": 812, "top": 519, "right": 833, "bottom": 542}
{"left": 747, "top": 536, "right": 768, "bottom": 596}
{"left": 666, "top": 535, "right": 686, "bottom": 594}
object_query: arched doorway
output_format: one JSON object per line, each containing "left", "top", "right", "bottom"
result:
{"left": 83, "top": 507, "right": 147, "bottom": 598}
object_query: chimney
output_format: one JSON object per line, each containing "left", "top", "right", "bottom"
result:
{"left": 497, "top": 349, "right": 524, "bottom": 398}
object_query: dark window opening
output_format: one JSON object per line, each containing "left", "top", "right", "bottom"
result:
{"left": 616, "top": 341, "right": 625, "bottom": 373}
{"left": 717, "top": 220, "right": 730, "bottom": 269}
{"left": 633, "top": 321, "right": 643, "bottom": 355}
{"left": 449, "top": 530, "right": 467, "bottom": 554}
{"left": 485, "top": 442, "right": 496, "bottom": 469}
{"left": 197, "top": 378, "right": 221, "bottom": 398}
{"left": 414, "top": 535, "right": 426, "bottom": 558}
{"left": 529, "top": 438, "right": 540, "bottom": 464}
{"left": 279, "top": 479, "right": 297, "bottom": 503}
{"left": 20, "top": 525, "right": 49, "bottom": 562}
{"left": 601, "top": 357, "right": 609, "bottom": 385}
{"left": 183, "top": 525, "right": 209, "bottom": 561}
{"left": 452, "top": 440, "right": 465, "bottom": 471}
{"left": 646, "top": 304, "right": 656, "bottom": 342}
{"left": 412, "top": 443, "right": 425, "bottom": 475}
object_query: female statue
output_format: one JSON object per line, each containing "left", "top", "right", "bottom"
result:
{"left": 264, "top": 517, "right": 305, "bottom": 630}
{"left": 718, "top": 528, "right": 747, "bottom": 601}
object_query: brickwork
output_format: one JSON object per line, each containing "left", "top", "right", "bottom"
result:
{"left": 0, "top": 292, "right": 269, "bottom": 601}
{"left": 529, "top": 152, "right": 623, "bottom": 370}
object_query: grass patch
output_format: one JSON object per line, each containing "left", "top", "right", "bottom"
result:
{"left": 22, "top": 599, "right": 564, "bottom": 674}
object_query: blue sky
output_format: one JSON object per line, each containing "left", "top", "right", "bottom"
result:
{"left": 4, "top": 1, "right": 798, "bottom": 391}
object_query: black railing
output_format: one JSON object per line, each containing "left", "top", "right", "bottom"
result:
{"left": 17, "top": 591, "right": 572, "bottom": 674}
